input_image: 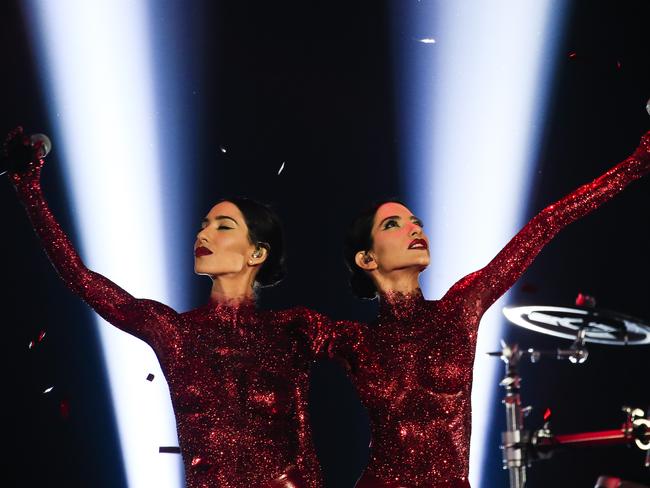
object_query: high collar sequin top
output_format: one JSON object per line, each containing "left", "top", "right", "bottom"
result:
{"left": 330, "top": 131, "right": 650, "bottom": 487}
{"left": 10, "top": 164, "right": 330, "bottom": 488}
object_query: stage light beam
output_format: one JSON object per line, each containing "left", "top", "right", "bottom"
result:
{"left": 391, "top": 1, "right": 568, "bottom": 485}
{"left": 25, "top": 1, "right": 184, "bottom": 486}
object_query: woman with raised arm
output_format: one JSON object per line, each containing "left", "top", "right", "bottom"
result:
{"left": 5, "top": 127, "right": 329, "bottom": 488}
{"left": 335, "top": 130, "right": 650, "bottom": 488}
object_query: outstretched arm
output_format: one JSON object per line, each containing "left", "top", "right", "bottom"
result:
{"left": 7, "top": 136, "right": 177, "bottom": 345}
{"left": 272, "top": 306, "right": 334, "bottom": 358}
{"left": 441, "top": 130, "right": 650, "bottom": 317}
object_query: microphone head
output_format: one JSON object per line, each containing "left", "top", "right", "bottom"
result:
{"left": 30, "top": 133, "right": 52, "bottom": 159}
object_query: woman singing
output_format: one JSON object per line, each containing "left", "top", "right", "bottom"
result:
{"left": 5, "top": 127, "right": 329, "bottom": 488}
{"left": 335, "top": 130, "right": 650, "bottom": 487}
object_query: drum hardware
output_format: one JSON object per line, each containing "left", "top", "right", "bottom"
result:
{"left": 502, "top": 306, "right": 650, "bottom": 346}
{"left": 531, "top": 405, "right": 650, "bottom": 452}
{"left": 490, "top": 341, "right": 530, "bottom": 488}
{"left": 594, "top": 475, "right": 650, "bottom": 488}
{"left": 488, "top": 305, "right": 650, "bottom": 487}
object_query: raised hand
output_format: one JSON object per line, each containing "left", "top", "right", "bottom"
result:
{"left": 3, "top": 126, "right": 45, "bottom": 184}
{"left": 633, "top": 129, "right": 650, "bottom": 165}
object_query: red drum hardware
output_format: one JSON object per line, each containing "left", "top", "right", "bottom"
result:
{"left": 491, "top": 305, "right": 650, "bottom": 488}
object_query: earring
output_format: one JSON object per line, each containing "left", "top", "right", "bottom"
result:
{"left": 363, "top": 254, "right": 373, "bottom": 264}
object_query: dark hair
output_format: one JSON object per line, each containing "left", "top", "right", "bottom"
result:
{"left": 218, "top": 197, "right": 287, "bottom": 288}
{"left": 343, "top": 198, "right": 406, "bottom": 299}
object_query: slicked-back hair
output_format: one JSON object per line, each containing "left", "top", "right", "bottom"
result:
{"left": 343, "top": 198, "right": 407, "bottom": 299}
{"left": 217, "top": 197, "right": 287, "bottom": 288}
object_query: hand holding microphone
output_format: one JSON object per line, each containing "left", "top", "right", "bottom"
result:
{"left": 2, "top": 126, "right": 52, "bottom": 177}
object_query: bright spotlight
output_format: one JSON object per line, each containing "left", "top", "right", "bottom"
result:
{"left": 24, "top": 1, "right": 183, "bottom": 486}
{"left": 391, "top": 1, "right": 568, "bottom": 486}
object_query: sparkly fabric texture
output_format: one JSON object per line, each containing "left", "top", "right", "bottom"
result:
{"left": 10, "top": 162, "right": 329, "bottom": 488}
{"left": 332, "top": 131, "right": 650, "bottom": 488}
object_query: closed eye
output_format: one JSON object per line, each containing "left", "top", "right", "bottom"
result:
{"left": 198, "top": 222, "right": 233, "bottom": 231}
{"left": 382, "top": 219, "right": 399, "bottom": 230}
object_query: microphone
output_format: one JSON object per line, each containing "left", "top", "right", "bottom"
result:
{"left": 1, "top": 131, "right": 52, "bottom": 176}
{"left": 29, "top": 133, "right": 52, "bottom": 159}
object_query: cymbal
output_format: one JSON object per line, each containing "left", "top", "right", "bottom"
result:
{"left": 502, "top": 305, "right": 650, "bottom": 345}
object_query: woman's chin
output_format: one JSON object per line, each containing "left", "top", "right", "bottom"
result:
{"left": 194, "top": 266, "right": 210, "bottom": 276}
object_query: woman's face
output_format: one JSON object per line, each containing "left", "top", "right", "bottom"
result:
{"left": 194, "top": 201, "right": 257, "bottom": 278}
{"left": 364, "top": 202, "right": 430, "bottom": 273}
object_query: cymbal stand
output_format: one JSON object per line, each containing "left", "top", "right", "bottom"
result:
{"left": 637, "top": 405, "right": 650, "bottom": 469}
{"left": 496, "top": 341, "right": 529, "bottom": 488}
{"left": 491, "top": 331, "right": 591, "bottom": 488}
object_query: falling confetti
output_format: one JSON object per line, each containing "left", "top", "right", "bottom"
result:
{"left": 28, "top": 329, "right": 47, "bottom": 349}
{"left": 519, "top": 282, "right": 538, "bottom": 294}
{"left": 568, "top": 51, "right": 577, "bottom": 59}
{"left": 543, "top": 408, "right": 552, "bottom": 422}
{"left": 43, "top": 386, "right": 54, "bottom": 394}
{"left": 277, "top": 161, "right": 285, "bottom": 175}
{"left": 60, "top": 399, "right": 70, "bottom": 419}
{"left": 418, "top": 38, "right": 436, "bottom": 44}
{"left": 159, "top": 446, "right": 181, "bottom": 454}
{"left": 219, "top": 146, "right": 227, "bottom": 154}
{"left": 146, "top": 373, "right": 155, "bottom": 382}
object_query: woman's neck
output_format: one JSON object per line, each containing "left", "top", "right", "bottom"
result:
{"left": 373, "top": 268, "right": 421, "bottom": 296}
{"left": 209, "top": 274, "right": 256, "bottom": 304}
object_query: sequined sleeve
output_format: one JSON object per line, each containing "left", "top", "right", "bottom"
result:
{"left": 272, "top": 306, "right": 334, "bottom": 358}
{"left": 441, "top": 130, "right": 650, "bottom": 318}
{"left": 260, "top": 306, "right": 332, "bottom": 486}
{"left": 9, "top": 164, "right": 178, "bottom": 346}
{"left": 327, "top": 319, "right": 367, "bottom": 373}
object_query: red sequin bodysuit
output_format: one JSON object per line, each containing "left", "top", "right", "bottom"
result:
{"left": 10, "top": 165, "right": 329, "bottom": 488}
{"left": 333, "top": 132, "right": 650, "bottom": 488}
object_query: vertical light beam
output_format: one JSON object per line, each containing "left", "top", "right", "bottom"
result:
{"left": 25, "top": 1, "right": 183, "bottom": 486}
{"left": 391, "top": 1, "right": 567, "bottom": 486}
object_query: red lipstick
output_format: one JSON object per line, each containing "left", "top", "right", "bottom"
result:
{"left": 194, "top": 246, "right": 213, "bottom": 257}
{"left": 408, "top": 238, "right": 428, "bottom": 250}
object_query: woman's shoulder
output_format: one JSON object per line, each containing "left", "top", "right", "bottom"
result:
{"left": 137, "top": 298, "right": 182, "bottom": 320}
{"left": 178, "top": 303, "right": 208, "bottom": 320}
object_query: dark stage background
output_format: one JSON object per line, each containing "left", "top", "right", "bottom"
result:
{"left": 1, "top": 1, "right": 648, "bottom": 487}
